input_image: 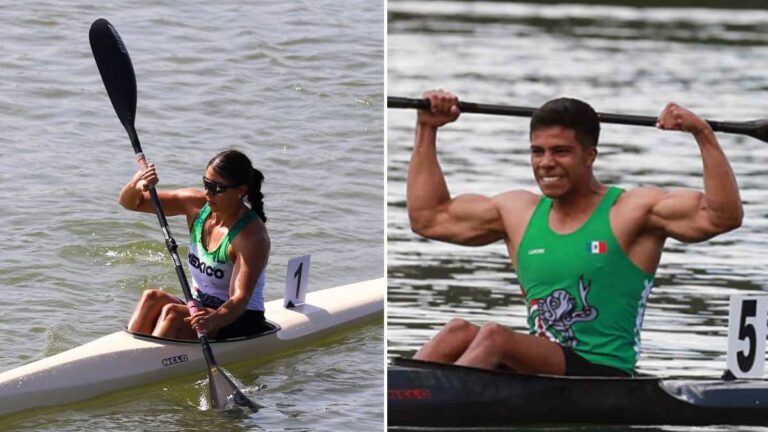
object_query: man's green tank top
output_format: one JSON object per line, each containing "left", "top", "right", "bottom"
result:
{"left": 516, "top": 187, "right": 654, "bottom": 375}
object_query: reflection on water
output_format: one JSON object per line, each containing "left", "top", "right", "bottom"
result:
{"left": 388, "top": 0, "right": 768, "bottom": 386}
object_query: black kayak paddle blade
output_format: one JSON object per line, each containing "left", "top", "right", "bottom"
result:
{"left": 89, "top": 18, "right": 140, "bottom": 151}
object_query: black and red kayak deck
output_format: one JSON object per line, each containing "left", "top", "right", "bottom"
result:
{"left": 388, "top": 357, "right": 768, "bottom": 428}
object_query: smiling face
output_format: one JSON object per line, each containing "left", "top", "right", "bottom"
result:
{"left": 530, "top": 126, "right": 597, "bottom": 198}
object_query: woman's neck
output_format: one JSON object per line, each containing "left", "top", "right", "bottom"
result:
{"left": 209, "top": 204, "right": 247, "bottom": 227}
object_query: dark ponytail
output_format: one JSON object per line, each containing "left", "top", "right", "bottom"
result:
{"left": 207, "top": 150, "right": 267, "bottom": 222}
{"left": 247, "top": 168, "right": 267, "bottom": 222}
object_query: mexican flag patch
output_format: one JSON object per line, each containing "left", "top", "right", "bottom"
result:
{"left": 587, "top": 240, "right": 607, "bottom": 254}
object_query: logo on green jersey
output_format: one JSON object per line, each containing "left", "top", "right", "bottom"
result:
{"left": 530, "top": 275, "right": 598, "bottom": 347}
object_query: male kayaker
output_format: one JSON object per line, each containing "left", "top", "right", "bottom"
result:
{"left": 121, "top": 150, "right": 271, "bottom": 340}
{"left": 408, "top": 90, "right": 743, "bottom": 376}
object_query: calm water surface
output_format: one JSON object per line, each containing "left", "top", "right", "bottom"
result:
{"left": 389, "top": 1, "right": 768, "bottom": 429}
{"left": 0, "top": 1, "right": 383, "bottom": 430}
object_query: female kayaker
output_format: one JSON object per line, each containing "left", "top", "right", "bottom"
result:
{"left": 120, "top": 150, "right": 270, "bottom": 340}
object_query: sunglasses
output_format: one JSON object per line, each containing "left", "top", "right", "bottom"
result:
{"left": 202, "top": 177, "right": 239, "bottom": 196}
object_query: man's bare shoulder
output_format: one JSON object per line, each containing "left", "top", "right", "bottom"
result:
{"left": 492, "top": 190, "right": 541, "bottom": 224}
{"left": 492, "top": 189, "right": 540, "bottom": 207}
{"left": 488, "top": 190, "right": 541, "bottom": 248}
{"left": 616, "top": 186, "right": 667, "bottom": 211}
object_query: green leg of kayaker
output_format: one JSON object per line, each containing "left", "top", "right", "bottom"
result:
{"left": 408, "top": 90, "right": 742, "bottom": 377}
{"left": 121, "top": 150, "right": 271, "bottom": 340}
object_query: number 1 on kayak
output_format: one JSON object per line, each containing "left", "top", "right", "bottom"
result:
{"left": 727, "top": 295, "right": 768, "bottom": 378}
{"left": 285, "top": 255, "right": 310, "bottom": 308}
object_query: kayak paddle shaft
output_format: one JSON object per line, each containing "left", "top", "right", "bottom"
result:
{"left": 388, "top": 96, "right": 768, "bottom": 143}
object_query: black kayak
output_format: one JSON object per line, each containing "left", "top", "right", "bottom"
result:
{"left": 388, "top": 357, "right": 768, "bottom": 428}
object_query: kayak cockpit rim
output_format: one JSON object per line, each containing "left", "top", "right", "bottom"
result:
{"left": 122, "top": 320, "right": 281, "bottom": 344}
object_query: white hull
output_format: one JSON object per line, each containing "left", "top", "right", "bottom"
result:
{"left": 0, "top": 278, "right": 384, "bottom": 416}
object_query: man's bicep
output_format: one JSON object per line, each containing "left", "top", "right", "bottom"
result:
{"left": 649, "top": 189, "right": 720, "bottom": 242}
{"left": 411, "top": 193, "right": 504, "bottom": 245}
{"left": 449, "top": 194, "right": 506, "bottom": 239}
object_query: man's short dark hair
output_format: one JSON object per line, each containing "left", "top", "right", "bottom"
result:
{"left": 530, "top": 98, "right": 600, "bottom": 148}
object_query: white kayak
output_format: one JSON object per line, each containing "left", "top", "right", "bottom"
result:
{"left": 0, "top": 278, "right": 384, "bottom": 416}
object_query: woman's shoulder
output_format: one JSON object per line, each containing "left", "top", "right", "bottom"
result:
{"left": 174, "top": 188, "right": 206, "bottom": 212}
{"left": 175, "top": 187, "right": 206, "bottom": 202}
{"left": 229, "top": 219, "right": 270, "bottom": 264}
{"left": 155, "top": 188, "right": 206, "bottom": 221}
{"left": 236, "top": 214, "right": 269, "bottom": 242}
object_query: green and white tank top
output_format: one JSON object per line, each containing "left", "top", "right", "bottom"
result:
{"left": 187, "top": 204, "right": 265, "bottom": 311}
{"left": 516, "top": 187, "right": 654, "bottom": 375}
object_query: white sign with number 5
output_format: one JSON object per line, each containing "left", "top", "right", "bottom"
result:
{"left": 727, "top": 295, "right": 768, "bottom": 378}
{"left": 284, "top": 255, "right": 310, "bottom": 308}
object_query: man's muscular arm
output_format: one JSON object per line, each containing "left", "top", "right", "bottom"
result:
{"left": 647, "top": 103, "right": 743, "bottom": 242}
{"left": 407, "top": 90, "right": 506, "bottom": 246}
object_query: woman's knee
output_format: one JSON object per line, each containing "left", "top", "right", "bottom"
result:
{"left": 159, "top": 303, "right": 188, "bottom": 322}
{"left": 140, "top": 289, "right": 165, "bottom": 304}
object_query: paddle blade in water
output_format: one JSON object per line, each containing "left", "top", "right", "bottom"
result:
{"left": 89, "top": 18, "right": 140, "bottom": 150}
{"left": 208, "top": 365, "right": 260, "bottom": 412}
